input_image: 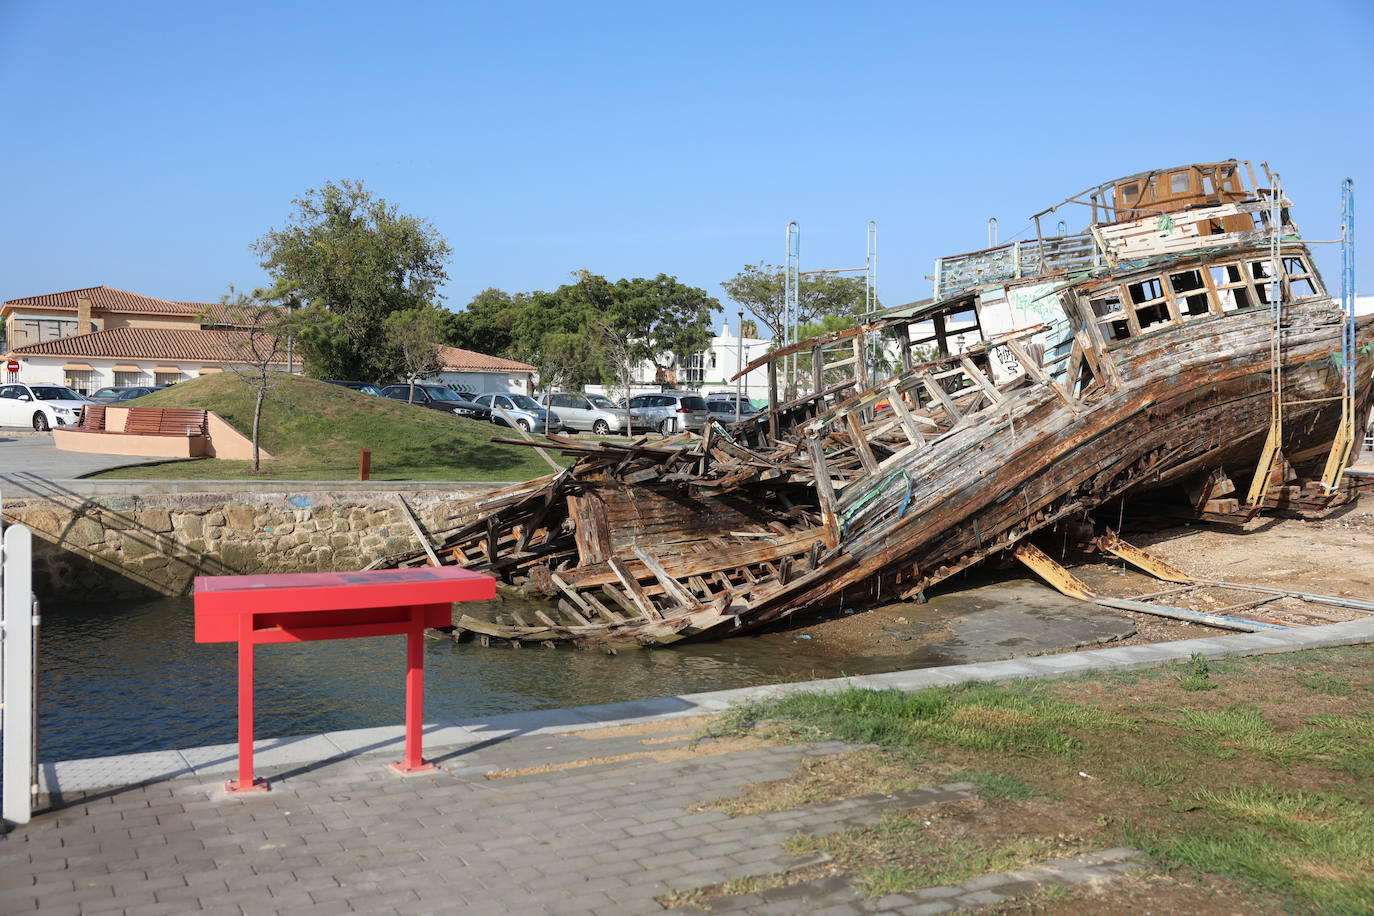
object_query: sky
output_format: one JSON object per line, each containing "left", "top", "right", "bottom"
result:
{"left": 2, "top": 0, "right": 1372, "bottom": 327}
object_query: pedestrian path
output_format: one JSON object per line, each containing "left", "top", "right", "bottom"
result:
{"left": 4, "top": 617, "right": 1372, "bottom": 915}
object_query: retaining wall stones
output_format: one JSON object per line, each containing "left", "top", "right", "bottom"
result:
{"left": 0, "top": 482, "right": 508, "bottom": 600}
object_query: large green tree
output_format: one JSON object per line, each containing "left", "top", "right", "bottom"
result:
{"left": 720, "top": 262, "right": 867, "bottom": 343}
{"left": 253, "top": 180, "right": 452, "bottom": 381}
{"left": 441, "top": 287, "right": 523, "bottom": 356}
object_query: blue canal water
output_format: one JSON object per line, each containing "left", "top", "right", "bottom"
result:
{"left": 39, "top": 595, "right": 905, "bottom": 761}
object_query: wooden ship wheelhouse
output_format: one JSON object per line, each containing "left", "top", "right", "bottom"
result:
{"left": 380, "top": 160, "right": 1373, "bottom": 647}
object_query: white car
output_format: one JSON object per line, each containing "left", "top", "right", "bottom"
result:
{"left": 0, "top": 383, "right": 90, "bottom": 431}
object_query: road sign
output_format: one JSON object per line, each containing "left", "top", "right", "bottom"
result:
{"left": 4, "top": 360, "right": 17, "bottom": 373}
{"left": 195, "top": 566, "right": 495, "bottom": 792}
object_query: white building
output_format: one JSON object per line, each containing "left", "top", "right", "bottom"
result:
{"left": 587, "top": 320, "right": 773, "bottom": 403}
{"left": 423, "top": 346, "right": 535, "bottom": 395}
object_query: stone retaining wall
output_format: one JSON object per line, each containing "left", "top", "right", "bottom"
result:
{"left": 0, "top": 483, "right": 508, "bottom": 600}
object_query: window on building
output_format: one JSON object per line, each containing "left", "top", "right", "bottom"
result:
{"left": 65, "top": 370, "right": 97, "bottom": 394}
{"left": 1170, "top": 172, "right": 1191, "bottom": 194}
{"left": 114, "top": 371, "right": 148, "bottom": 387}
{"left": 155, "top": 371, "right": 182, "bottom": 387}
{"left": 680, "top": 353, "right": 706, "bottom": 385}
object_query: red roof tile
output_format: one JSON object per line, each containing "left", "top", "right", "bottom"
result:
{"left": 2, "top": 285, "right": 215, "bottom": 316}
{"left": 437, "top": 346, "right": 535, "bottom": 373}
{"left": 12, "top": 326, "right": 297, "bottom": 365}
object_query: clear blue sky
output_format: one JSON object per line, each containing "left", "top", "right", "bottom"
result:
{"left": 3, "top": 0, "right": 1371, "bottom": 323}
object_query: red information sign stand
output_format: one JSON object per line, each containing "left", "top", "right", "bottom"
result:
{"left": 194, "top": 566, "right": 495, "bottom": 793}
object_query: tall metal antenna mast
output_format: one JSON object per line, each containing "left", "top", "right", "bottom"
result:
{"left": 784, "top": 221, "right": 801, "bottom": 395}
{"left": 1320, "top": 178, "right": 1357, "bottom": 487}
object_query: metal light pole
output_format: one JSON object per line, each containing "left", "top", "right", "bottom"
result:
{"left": 736, "top": 309, "right": 744, "bottom": 421}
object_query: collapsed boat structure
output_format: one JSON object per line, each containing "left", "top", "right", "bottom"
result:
{"left": 379, "top": 160, "right": 1374, "bottom": 646}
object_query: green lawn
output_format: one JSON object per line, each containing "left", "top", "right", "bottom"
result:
{"left": 691, "top": 646, "right": 1374, "bottom": 914}
{"left": 90, "top": 373, "right": 566, "bottom": 481}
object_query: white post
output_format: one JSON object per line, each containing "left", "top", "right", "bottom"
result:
{"left": 2, "top": 523, "right": 38, "bottom": 826}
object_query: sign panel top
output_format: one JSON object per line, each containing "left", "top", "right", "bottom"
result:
{"left": 194, "top": 566, "right": 495, "bottom": 616}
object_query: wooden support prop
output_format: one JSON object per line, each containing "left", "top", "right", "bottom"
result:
{"left": 958, "top": 356, "right": 1004, "bottom": 404}
{"left": 549, "top": 573, "right": 596, "bottom": 625}
{"left": 395, "top": 495, "right": 441, "bottom": 567}
{"left": 608, "top": 558, "right": 661, "bottom": 620}
{"left": 919, "top": 371, "right": 963, "bottom": 421}
{"left": 811, "top": 345, "right": 824, "bottom": 396}
{"left": 884, "top": 385, "right": 926, "bottom": 445}
{"left": 494, "top": 406, "right": 563, "bottom": 471}
{"left": 632, "top": 547, "right": 703, "bottom": 610}
{"left": 845, "top": 412, "right": 880, "bottom": 475}
{"left": 806, "top": 436, "right": 840, "bottom": 548}
{"left": 1093, "top": 531, "right": 1196, "bottom": 584}
{"left": 1012, "top": 542, "right": 1095, "bottom": 601}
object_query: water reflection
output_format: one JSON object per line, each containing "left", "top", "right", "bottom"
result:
{"left": 38, "top": 596, "right": 873, "bottom": 761}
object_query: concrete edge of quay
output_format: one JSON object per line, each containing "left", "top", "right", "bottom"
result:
{"left": 35, "top": 616, "right": 1374, "bottom": 801}
{"left": 1, "top": 477, "right": 520, "bottom": 496}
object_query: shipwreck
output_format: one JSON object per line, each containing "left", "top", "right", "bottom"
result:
{"left": 379, "top": 160, "right": 1374, "bottom": 646}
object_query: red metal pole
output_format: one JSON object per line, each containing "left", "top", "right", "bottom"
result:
{"left": 228, "top": 614, "right": 268, "bottom": 792}
{"left": 391, "top": 605, "right": 436, "bottom": 774}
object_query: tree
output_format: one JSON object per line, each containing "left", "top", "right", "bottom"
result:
{"left": 740, "top": 317, "right": 758, "bottom": 338}
{"left": 442, "top": 288, "right": 522, "bottom": 356}
{"left": 608, "top": 274, "right": 719, "bottom": 379}
{"left": 720, "top": 262, "right": 866, "bottom": 343}
{"left": 253, "top": 180, "right": 452, "bottom": 381}
{"left": 383, "top": 306, "right": 446, "bottom": 403}
{"left": 218, "top": 288, "right": 289, "bottom": 472}
{"left": 508, "top": 271, "right": 614, "bottom": 390}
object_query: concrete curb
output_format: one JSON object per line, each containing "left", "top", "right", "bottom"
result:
{"left": 38, "top": 616, "right": 1374, "bottom": 796}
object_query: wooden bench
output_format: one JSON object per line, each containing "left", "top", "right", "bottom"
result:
{"left": 77, "top": 405, "right": 106, "bottom": 431}
{"left": 123, "top": 408, "right": 208, "bottom": 437}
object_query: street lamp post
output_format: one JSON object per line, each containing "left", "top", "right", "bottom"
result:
{"left": 736, "top": 309, "right": 744, "bottom": 422}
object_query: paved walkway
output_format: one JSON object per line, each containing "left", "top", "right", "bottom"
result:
{"left": 0, "top": 434, "right": 176, "bottom": 483}
{"left": 5, "top": 618, "right": 1372, "bottom": 915}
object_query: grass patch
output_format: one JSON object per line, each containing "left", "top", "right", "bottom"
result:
{"left": 714, "top": 682, "right": 1134, "bottom": 757}
{"left": 89, "top": 373, "right": 564, "bottom": 481}
{"left": 703, "top": 646, "right": 1374, "bottom": 913}
{"left": 784, "top": 811, "right": 1071, "bottom": 896}
{"left": 1173, "top": 652, "right": 1219, "bottom": 691}
{"left": 1126, "top": 787, "right": 1374, "bottom": 915}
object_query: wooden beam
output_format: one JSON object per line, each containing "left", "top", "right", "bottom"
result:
{"left": 884, "top": 385, "right": 925, "bottom": 446}
{"left": 919, "top": 371, "right": 963, "bottom": 420}
{"left": 608, "top": 557, "right": 661, "bottom": 620}
{"left": 631, "top": 547, "right": 704, "bottom": 610}
{"left": 958, "top": 355, "right": 1004, "bottom": 404}
{"left": 845, "top": 412, "right": 880, "bottom": 475}
{"left": 806, "top": 435, "right": 840, "bottom": 548}
{"left": 395, "top": 495, "right": 441, "bottom": 567}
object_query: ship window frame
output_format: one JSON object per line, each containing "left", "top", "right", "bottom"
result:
{"left": 1168, "top": 269, "right": 1213, "bottom": 318}
{"left": 1088, "top": 292, "right": 1132, "bottom": 342}
{"left": 1170, "top": 172, "right": 1191, "bottom": 194}
{"left": 1282, "top": 255, "right": 1320, "bottom": 298}
{"left": 1126, "top": 276, "right": 1175, "bottom": 331}
{"left": 1209, "top": 262, "right": 1255, "bottom": 313}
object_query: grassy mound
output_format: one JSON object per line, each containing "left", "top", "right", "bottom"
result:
{"left": 92, "top": 373, "right": 559, "bottom": 481}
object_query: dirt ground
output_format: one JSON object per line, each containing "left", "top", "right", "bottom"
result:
{"left": 781, "top": 480, "right": 1374, "bottom": 657}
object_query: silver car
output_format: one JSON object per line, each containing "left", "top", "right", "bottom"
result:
{"left": 473, "top": 393, "right": 555, "bottom": 434}
{"left": 538, "top": 391, "right": 623, "bottom": 435}
{"left": 628, "top": 391, "right": 708, "bottom": 435}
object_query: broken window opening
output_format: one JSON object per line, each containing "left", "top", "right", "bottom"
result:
{"left": 1101, "top": 319, "right": 1131, "bottom": 342}
{"left": 1090, "top": 294, "right": 1123, "bottom": 318}
{"left": 1127, "top": 278, "right": 1172, "bottom": 330}
{"left": 1169, "top": 270, "right": 1211, "bottom": 317}
{"left": 1170, "top": 172, "right": 1191, "bottom": 194}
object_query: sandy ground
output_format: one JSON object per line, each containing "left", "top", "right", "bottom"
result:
{"left": 782, "top": 460, "right": 1374, "bottom": 658}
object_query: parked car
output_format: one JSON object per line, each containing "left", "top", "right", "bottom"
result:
{"left": 586, "top": 393, "right": 620, "bottom": 411}
{"left": 325, "top": 380, "right": 385, "bottom": 397}
{"left": 471, "top": 393, "right": 555, "bottom": 434}
{"left": 0, "top": 383, "right": 90, "bottom": 430}
{"left": 379, "top": 384, "right": 491, "bottom": 420}
{"left": 627, "top": 391, "right": 708, "bottom": 434}
{"left": 537, "top": 391, "right": 623, "bottom": 435}
{"left": 706, "top": 398, "right": 761, "bottom": 421}
{"left": 88, "top": 385, "right": 169, "bottom": 404}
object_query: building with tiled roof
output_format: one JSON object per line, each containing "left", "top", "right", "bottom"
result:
{"left": 2, "top": 285, "right": 292, "bottom": 393}
{"left": 425, "top": 346, "right": 536, "bottom": 395}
